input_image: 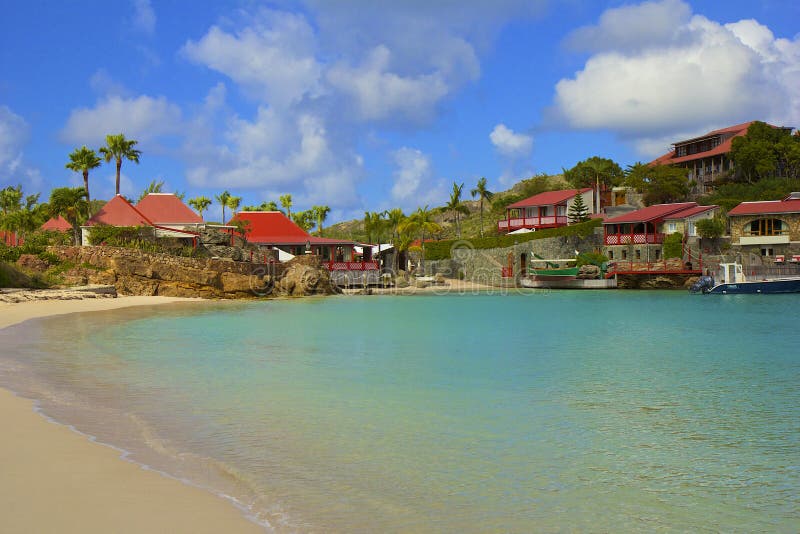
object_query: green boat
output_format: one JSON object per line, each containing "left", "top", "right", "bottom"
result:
{"left": 529, "top": 266, "right": 580, "bottom": 280}
{"left": 528, "top": 256, "right": 579, "bottom": 280}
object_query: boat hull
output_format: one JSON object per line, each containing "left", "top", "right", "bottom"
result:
{"left": 706, "top": 278, "right": 800, "bottom": 294}
{"left": 529, "top": 267, "right": 579, "bottom": 281}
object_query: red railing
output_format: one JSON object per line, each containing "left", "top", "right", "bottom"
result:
{"left": 498, "top": 216, "right": 568, "bottom": 232}
{"left": 604, "top": 233, "right": 664, "bottom": 245}
{"left": 324, "top": 261, "right": 380, "bottom": 271}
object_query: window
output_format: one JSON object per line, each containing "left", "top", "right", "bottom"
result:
{"left": 666, "top": 222, "right": 677, "bottom": 233}
{"left": 622, "top": 250, "right": 627, "bottom": 260}
{"left": 761, "top": 247, "right": 774, "bottom": 257}
{"left": 655, "top": 249, "right": 661, "bottom": 260}
{"left": 608, "top": 250, "right": 614, "bottom": 259}
{"left": 748, "top": 219, "right": 787, "bottom": 236}
{"left": 687, "top": 222, "right": 696, "bottom": 236}
{"left": 635, "top": 249, "right": 641, "bottom": 260}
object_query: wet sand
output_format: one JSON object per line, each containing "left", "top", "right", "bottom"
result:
{"left": 0, "top": 296, "right": 264, "bottom": 533}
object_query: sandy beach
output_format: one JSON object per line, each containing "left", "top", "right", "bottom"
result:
{"left": 0, "top": 296, "right": 264, "bottom": 533}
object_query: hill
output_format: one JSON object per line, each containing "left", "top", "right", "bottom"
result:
{"left": 323, "top": 173, "right": 570, "bottom": 242}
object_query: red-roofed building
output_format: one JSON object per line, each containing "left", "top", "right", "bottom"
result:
{"left": 41, "top": 215, "right": 73, "bottom": 232}
{"left": 602, "top": 202, "right": 718, "bottom": 263}
{"left": 603, "top": 202, "right": 697, "bottom": 248}
{"left": 650, "top": 121, "right": 794, "bottom": 193}
{"left": 728, "top": 195, "right": 800, "bottom": 257}
{"left": 229, "top": 211, "right": 379, "bottom": 283}
{"left": 498, "top": 188, "right": 594, "bottom": 233}
{"left": 136, "top": 194, "right": 203, "bottom": 227}
{"left": 662, "top": 205, "right": 719, "bottom": 238}
{"left": 81, "top": 195, "right": 200, "bottom": 245}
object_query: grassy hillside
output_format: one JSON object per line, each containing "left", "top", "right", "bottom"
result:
{"left": 324, "top": 173, "right": 570, "bottom": 242}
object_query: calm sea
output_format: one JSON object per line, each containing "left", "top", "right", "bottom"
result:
{"left": 1, "top": 292, "right": 798, "bottom": 532}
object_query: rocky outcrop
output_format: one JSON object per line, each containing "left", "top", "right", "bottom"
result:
{"left": 576, "top": 264, "right": 601, "bottom": 279}
{"left": 274, "top": 255, "right": 337, "bottom": 297}
{"left": 616, "top": 273, "right": 691, "bottom": 289}
{"left": 0, "top": 285, "right": 117, "bottom": 303}
{"left": 48, "top": 246, "right": 284, "bottom": 299}
{"left": 44, "top": 246, "right": 338, "bottom": 299}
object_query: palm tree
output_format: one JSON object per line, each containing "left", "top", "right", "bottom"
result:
{"left": 227, "top": 195, "right": 242, "bottom": 216}
{"left": 188, "top": 196, "right": 212, "bottom": 218}
{"left": 311, "top": 205, "right": 331, "bottom": 236}
{"left": 215, "top": 190, "right": 231, "bottom": 223}
{"left": 138, "top": 179, "right": 165, "bottom": 202}
{"left": 65, "top": 146, "right": 101, "bottom": 207}
{"left": 471, "top": 177, "right": 494, "bottom": 237}
{"left": 99, "top": 134, "right": 141, "bottom": 196}
{"left": 279, "top": 194, "right": 293, "bottom": 218}
{"left": 49, "top": 187, "right": 89, "bottom": 245}
{"left": 0, "top": 185, "right": 24, "bottom": 245}
{"left": 384, "top": 208, "right": 406, "bottom": 272}
{"left": 363, "top": 211, "right": 386, "bottom": 243}
{"left": 400, "top": 205, "right": 442, "bottom": 266}
{"left": 442, "top": 182, "right": 469, "bottom": 238}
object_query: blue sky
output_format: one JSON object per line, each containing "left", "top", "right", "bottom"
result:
{"left": 1, "top": 0, "right": 799, "bottom": 223}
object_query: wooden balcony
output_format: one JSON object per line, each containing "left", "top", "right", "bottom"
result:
{"left": 498, "top": 216, "right": 568, "bottom": 232}
{"left": 604, "top": 233, "right": 664, "bottom": 245}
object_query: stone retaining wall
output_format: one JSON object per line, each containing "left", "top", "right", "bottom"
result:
{"left": 421, "top": 231, "right": 605, "bottom": 286}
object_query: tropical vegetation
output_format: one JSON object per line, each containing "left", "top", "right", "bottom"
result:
{"left": 99, "top": 133, "right": 141, "bottom": 196}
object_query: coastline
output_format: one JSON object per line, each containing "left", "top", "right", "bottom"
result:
{"left": 0, "top": 296, "right": 264, "bottom": 533}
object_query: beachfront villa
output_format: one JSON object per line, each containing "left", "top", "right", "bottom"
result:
{"left": 498, "top": 188, "right": 595, "bottom": 233}
{"left": 650, "top": 121, "right": 794, "bottom": 194}
{"left": 80, "top": 194, "right": 202, "bottom": 246}
{"left": 229, "top": 211, "right": 381, "bottom": 285}
{"left": 727, "top": 193, "right": 800, "bottom": 260}
{"left": 602, "top": 202, "right": 717, "bottom": 261}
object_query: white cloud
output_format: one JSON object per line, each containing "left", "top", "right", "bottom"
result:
{"left": 0, "top": 105, "right": 42, "bottom": 189}
{"left": 553, "top": 0, "right": 800, "bottom": 153}
{"left": 184, "top": 106, "right": 363, "bottom": 208}
{"left": 565, "top": 0, "right": 693, "bottom": 53}
{"left": 182, "top": 10, "right": 322, "bottom": 108}
{"left": 327, "top": 46, "right": 450, "bottom": 123}
{"left": 490, "top": 124, "right": 533, "bottom": 158}
{"left": 132, "top": 0, "right": 156, "bottom": 35}
{"left": 390, "top": 147, "right": 447, "bottom": 208}
{"left": 61, "top": 95, "right": 183, "bottom": 146}
{"left": 0, "top": 106, "right": 28, "bottom": 179}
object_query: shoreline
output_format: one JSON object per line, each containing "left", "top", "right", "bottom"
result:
{"left": 0, "top": 296, "right": 265, "bottom": 533}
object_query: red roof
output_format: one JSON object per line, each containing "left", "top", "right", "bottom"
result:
{"left": 229, "top": 211, "right": 353, "bottom": 246}
{"left": 603, "top": 202, "right": 697, "bottom": 224}
{"left": 86, "top": 195, "right": 152, "bottom": 227}
{"left": 649, "top": 121, "right": 779, "bottom": 166}
{"left": 41, "top": 215, "right": 73, "bottom": 232}
{"left": 663, "top": 205, "right": 718, "bottom": 220}
{"left": 728, "top": 199, "right": 800, "bottom": 216}
{"left": 507, "top": 188, "right": 591, "bottom": 209}
{"left": 136, "top": 194, "right": 203, "bottom": 224}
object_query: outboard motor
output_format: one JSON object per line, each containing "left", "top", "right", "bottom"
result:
{"left": 689, "top": 276, "right": 714, "bottom": 293}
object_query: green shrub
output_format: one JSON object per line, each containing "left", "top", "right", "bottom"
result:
{"left": 37, "top": 251, "right": 61, "bottom": 266}
{"left": 423, "top": 219, "right": 601, "bottom": 260}
{"left": 695, "top": 216, "right": 726, "bottom": 239}
{"left": 663, "top": 232, "right": 684, "bottom": 259}
{"left": 576, "top": 252, "right": 608, "bottom": 268}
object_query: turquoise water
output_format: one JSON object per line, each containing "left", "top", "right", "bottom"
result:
{"left": 1, "top": 292, "right": 799, "bottom": 531}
